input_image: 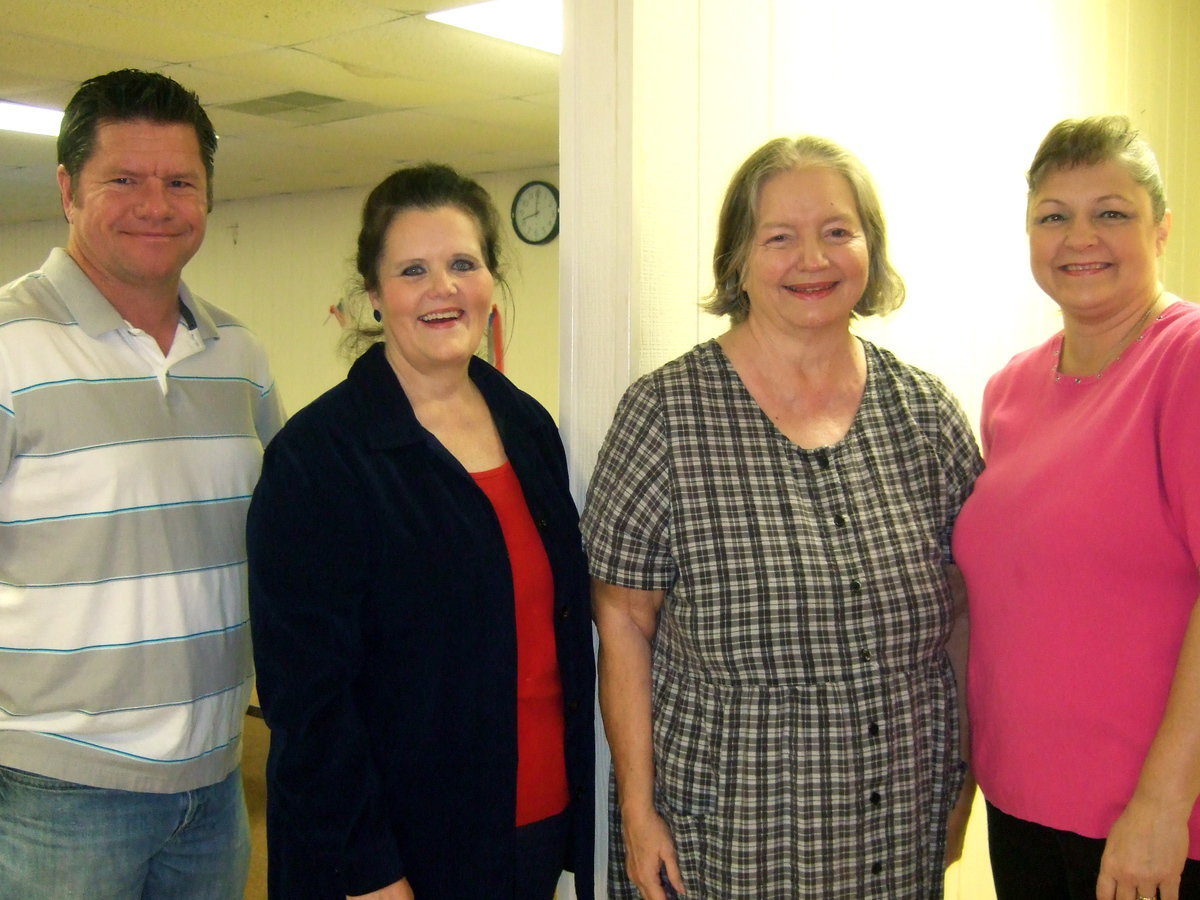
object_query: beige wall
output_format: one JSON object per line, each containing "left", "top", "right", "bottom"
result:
{"left": 561, "top": 0, "right": 1200, "bottom": 897}
{"left": 1076, "top": 0, "right": 1200, "bottom": 303}
{"left": 0, "top": 167, "right": 562, "bottom": 418}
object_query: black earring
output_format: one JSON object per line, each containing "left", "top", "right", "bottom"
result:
{"left": 373, "top": 309, "right": 382, "bottom": 323}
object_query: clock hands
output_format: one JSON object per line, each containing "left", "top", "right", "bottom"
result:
{"left": 521, "top": 191, "right": 542, "bottom": 221}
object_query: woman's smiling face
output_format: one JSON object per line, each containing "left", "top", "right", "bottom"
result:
{"left": 370, "top": 205, "right": 495, "bottom": 379}
{"left": 1027, "top": 159, "right": 1170, "bottom": 320}
{"left": 742, "top": 166, "right": 869, "bottom": 337}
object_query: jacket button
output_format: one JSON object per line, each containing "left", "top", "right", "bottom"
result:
{"left": 567, "top": 700, "right": 580, "bottom": 713}
{"left": 559, "top": 606, "right": 570, "bottom": 620}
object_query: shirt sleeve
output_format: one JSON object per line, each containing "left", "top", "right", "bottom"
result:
{"left": 581, "top": 374, "right": 676, "bottom": 590}
{"left": 1158, "top": 325, "right": 1200, "bottom": 567}
{"left": 255, "top": 375, "right": 286, "bottom": 447}
{"left": 246, "top": 419, "right": 404, "bottom": 895}
{"left": 247, "top": 337, "right": 285, "bottom": 446}
{"left": 0, "top": 356, "right": 13, "bottom": 483}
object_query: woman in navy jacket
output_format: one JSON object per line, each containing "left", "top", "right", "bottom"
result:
{"left": 247, "top": 165, "right": 594, "bottom": 899}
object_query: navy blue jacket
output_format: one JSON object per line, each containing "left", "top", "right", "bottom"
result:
{"left": 247, "top": 344, "right": 595, "bottom": 899}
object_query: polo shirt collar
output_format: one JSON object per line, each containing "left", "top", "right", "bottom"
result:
{"left": 43, "top": 247, "right": 217, "bottom": 341}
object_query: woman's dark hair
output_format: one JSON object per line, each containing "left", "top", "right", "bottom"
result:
{"left": 58, "top": 69, "right": 217, "bottom": 210}
{"left": 344, "top": 164, "right": 508, "bottom": 355}
{"left": 356, "top": 164, "right": 505, "bottom": 293}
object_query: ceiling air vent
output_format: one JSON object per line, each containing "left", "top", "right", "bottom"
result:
{"left": 215, "top": 92, "right": 383, "bottom": 124}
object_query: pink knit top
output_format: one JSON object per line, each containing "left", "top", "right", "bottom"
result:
{"left": 953, "top": 299, "right": 1200, "bottom": 857}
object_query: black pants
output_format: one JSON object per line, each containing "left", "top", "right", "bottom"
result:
{"left": 514, "top": 811, "right": 569, "bottom": 900}
{"left": 986, "top": 801, "right": 1200, "bottom": 900}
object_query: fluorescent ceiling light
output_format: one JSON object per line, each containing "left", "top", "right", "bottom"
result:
{"left": 0, "top": 100, "right": 63, "bottom": 137}
{"left": 426, "top": 0, "right": 562, "bottom": 55}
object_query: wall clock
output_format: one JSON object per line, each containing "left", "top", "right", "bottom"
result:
{"left": 510, "top": 180, "right": 559, "bottom": 245}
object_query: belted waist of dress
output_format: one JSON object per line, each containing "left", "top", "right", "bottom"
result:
{"left": 659, "top": 654, "right": 951, "bottom": 692}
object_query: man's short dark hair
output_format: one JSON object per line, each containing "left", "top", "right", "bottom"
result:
{"left": 58, "top": 69, "right": 218, "bottom": 210}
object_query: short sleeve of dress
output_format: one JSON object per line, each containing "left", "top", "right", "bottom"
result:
{"left": 928, "top": 375, "right": 984, "bottom": 563}
{"left": 1159, "top": 323, "right": 1200, "bottom": 567}
{"left": 581, "top": 374, "right": 676, "bottom": 590}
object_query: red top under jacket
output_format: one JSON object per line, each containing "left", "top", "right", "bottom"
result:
{"left": 471, "top": 460, "right": 569, "bottom": 826}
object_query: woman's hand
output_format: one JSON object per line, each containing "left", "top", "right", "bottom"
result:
{"left": 622, "top": 807, "right": 685, "bottom": 899}
{"left": 348, "top": 877, "right": 414, "bottom": 900}
{"left": 1097, "top": 594, "right": 1200, "bottom": 900}
{"left": 1096, "top": 796, "right": 1188, "bottom": 900}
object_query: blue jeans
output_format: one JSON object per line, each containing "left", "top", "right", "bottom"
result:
{"left": 0, "top": 764, "right": 250, "bottom": 899}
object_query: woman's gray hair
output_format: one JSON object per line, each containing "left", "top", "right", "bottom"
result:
{"left": 703, "top": 135, "right": 905, "bottom": 324}
{"left": 1027, "top": 115, "right": 1167, "bottom": 222}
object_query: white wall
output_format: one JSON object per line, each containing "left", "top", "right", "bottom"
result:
{"left": 0, "top": 167, "right": 563, "bottom": 418}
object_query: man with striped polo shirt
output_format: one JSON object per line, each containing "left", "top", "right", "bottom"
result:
{"left": 0, "top": 69, "right": 284, "bottom": 898}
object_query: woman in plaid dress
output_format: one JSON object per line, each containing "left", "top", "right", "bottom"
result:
{"left": 583, "top": 136, "right": 982, "bottom": 899}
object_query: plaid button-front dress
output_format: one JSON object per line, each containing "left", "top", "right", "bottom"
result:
{"left": 583, "top": 339, "right": 982, "bottom": 899}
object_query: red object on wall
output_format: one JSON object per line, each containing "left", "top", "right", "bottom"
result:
{"left": 489, "top": 303, "right": 505, "bottom": 372}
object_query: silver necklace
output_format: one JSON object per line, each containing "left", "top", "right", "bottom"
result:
{"left": 1053, "top": 298, "right": 1162, "bottom": 384}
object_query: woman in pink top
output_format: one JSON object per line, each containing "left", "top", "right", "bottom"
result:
{"left": 953, "top": 116, "right": 1200, "bottom": 900}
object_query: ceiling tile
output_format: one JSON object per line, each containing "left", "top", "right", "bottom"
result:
{"left": 295, "top": 17, "right": 558, "bottom": 97}
{"left": 5, "top": 4, "right": 264, "bottom": 61}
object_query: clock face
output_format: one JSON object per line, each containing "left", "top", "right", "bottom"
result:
{"left": 511, "top": 181, "right": 559, "bottom": 245}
